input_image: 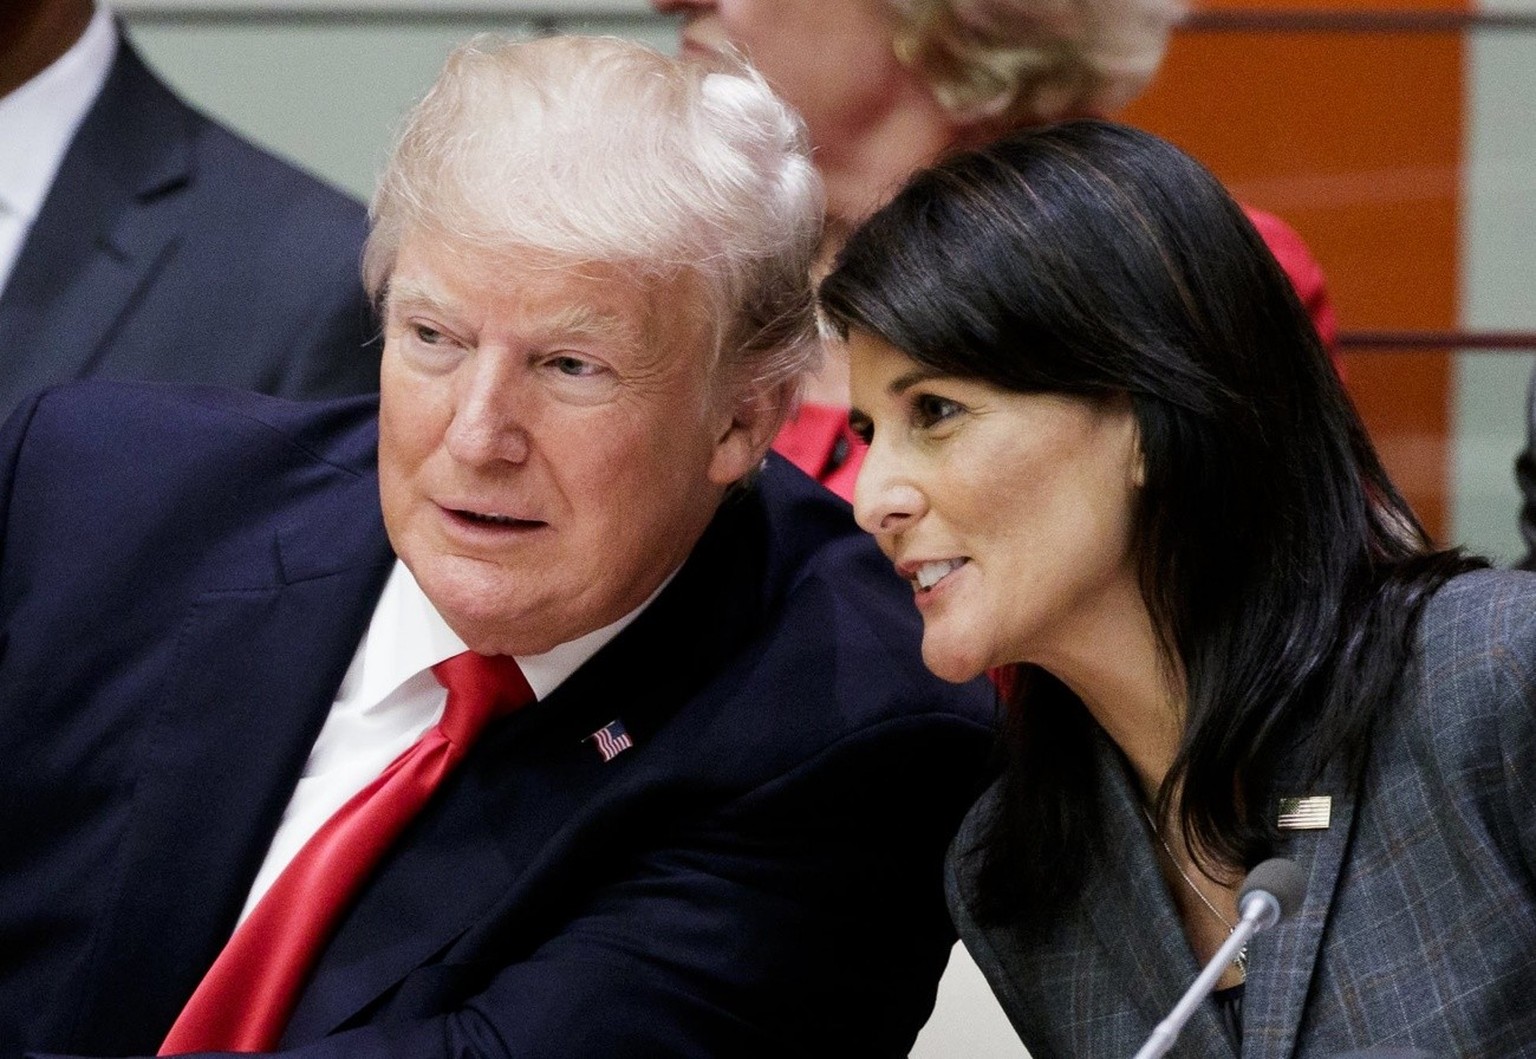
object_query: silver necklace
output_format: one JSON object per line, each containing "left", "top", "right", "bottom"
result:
{"left": 1140, "top": 805, "right": 1247, "bottom": 978}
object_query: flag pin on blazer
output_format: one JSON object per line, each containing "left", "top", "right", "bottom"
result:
{"left": 586, "top": 719, "right": 633, "bottom": 762}
{"left": 1277, "top": 795, "right": 1331, "bottom": 830}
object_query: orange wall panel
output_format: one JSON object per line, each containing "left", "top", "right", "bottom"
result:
{"left": 1122, "top": 17, "right": 1464, "bottom": 538}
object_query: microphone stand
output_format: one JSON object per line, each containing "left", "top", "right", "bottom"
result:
{"left": 1130, "top": 906, "right": 1261, "bottom": 1059}
{"left": 1131, "top": 857, "right": 1300, "bottom": 1059}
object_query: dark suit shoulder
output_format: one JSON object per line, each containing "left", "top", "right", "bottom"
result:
{"left": 9, "top": 379, "right": 377, "bottom": 475}
{"left": 649, "top": 459, "right": 997, "bottom": 1053}
{"left": 180, "top": 100, "right": 367, "bottom": 269}
{"left": 0, "top": 382, "right": 382, "bottom": 597}
{"left": 1405, "top": 569, "right": 1536, "bottom": 731}
{"left": 1395, "top": 568, "right": 1536, "bottom": 803}
{"left": 128, "top": 41, "right": 374, "bottom": 348}
{"left": 1415, "top": 566, "right": 1536, "bottom": 658}
{"left": 741, "top": 455, "right": 995, "bottom": 740}
{"left": 584, "top": 452, "right": 995, "bottom": 825}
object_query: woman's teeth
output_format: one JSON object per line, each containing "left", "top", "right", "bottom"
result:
{"left": 915, "top": 559, "right": 966, "bottom": 590}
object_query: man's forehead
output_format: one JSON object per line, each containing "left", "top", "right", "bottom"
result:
{"left": 390, "top": 274, "right": 633, "bottom": 333}
{"left": 392, "top": 252, "right": 656, "bottom": 327}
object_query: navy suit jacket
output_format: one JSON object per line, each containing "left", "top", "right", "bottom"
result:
{"left": 947, "top": 569, "right": 1536, "bottom": 1058}
{"left": 0, "top": 35, "right": 378, "bottom": 414}
{"left": 0, "top": 382, "right": 996, "bottom": 1058}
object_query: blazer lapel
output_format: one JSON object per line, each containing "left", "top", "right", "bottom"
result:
{"left": 67, "top": 471, "right": 394, "bottom": 1055}
{"left": 1083, "top": 735, "right": 1238, "bottom": 1059}
{"left": 1240, "top": 757, "right": 1360, "bottom": 1059}
{"left": 0, "top": 38, "right": 190, "bottom": 401}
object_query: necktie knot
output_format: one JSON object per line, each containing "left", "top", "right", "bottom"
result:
{"left": 431, "top": 651, "right": 535, "bottom": 747}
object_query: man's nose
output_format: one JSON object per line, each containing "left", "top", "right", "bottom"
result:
{"left": 443, "top": 358, "right": 532, "bottom": 467}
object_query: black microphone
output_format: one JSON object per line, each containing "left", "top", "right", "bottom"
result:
{"left": 1131, "top": 857, "right": 1306, "bottom": 1059}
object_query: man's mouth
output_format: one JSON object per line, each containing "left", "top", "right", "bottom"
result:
{"left": 450, "top": 508, "right": 545, "bottom": 529}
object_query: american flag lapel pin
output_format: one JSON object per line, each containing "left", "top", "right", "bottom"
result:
{"left": 1277, "top": 795, "right": 1332, "bottom": 830}
{"left": 586, "top": 719, "right": 633, "bottom": 763}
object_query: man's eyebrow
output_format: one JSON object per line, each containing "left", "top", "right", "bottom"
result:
{"left": 536, "top": 303, "right": 639, "bottom": 345}
{"left": 384, "top": 280, "right": 450, "bottom": 316}
{"left": 384, "top": 281, "right": 644, "bottom": 347}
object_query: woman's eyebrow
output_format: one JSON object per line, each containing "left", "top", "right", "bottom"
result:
{"left": 888, "top": 366, "right": 944, "bottom": 396}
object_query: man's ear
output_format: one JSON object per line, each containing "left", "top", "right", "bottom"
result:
{"left": 707, "top": 378, "right": 795, "bottom": 487}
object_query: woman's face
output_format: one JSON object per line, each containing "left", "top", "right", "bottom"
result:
{"left": 847, "top": 330, "right": 1145, "bottom": 683}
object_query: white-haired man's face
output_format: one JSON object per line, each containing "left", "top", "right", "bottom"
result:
{"left": 376, "top": 230, "right": 762, "bottom": 656}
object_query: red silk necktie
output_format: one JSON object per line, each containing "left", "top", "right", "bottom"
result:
{"left": 160, "top": 651, "right": 534, "bottom": 1054}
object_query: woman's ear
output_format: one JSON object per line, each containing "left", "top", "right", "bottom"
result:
{"left": 1131, "top": 425, "right": 1146, "bottom": 488}
{"left": 1122, "top": 403, "right": 1146, "bottom": 488}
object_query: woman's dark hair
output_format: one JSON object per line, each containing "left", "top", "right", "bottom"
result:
{"left": 819, "top": 120, "right": 1483, "bottom": 919}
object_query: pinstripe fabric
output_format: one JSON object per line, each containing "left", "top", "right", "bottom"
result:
{"left": 948, "top": 568, "right": 1536, "bottom": 1059}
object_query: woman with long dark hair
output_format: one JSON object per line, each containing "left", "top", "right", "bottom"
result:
{"left": 821, "top": 120, "right": 1536, "bottom": 1056}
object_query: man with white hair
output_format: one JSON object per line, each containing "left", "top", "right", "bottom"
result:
{"left": 0, "top": 35, "right": 993, "bottom": 1058}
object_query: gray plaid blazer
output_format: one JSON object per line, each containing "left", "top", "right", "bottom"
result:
{"left": 948, "top": 569, "right": 1536, "bottom": 1058}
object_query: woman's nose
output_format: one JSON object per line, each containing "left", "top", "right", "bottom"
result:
{"left": 852, "top": 445, "right": 926, "bottom": 537}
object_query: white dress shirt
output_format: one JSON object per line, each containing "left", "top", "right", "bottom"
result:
{"left": 238, "top": 558, "right": 666, "bottom": 923}
{"left": 0, "top": 4, "right": 116, "bottom": 298}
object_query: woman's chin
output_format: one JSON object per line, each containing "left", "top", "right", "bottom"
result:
{"left": 920, "top": 637, "right": 989, "bottom": 684}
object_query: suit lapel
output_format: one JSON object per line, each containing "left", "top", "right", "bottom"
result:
{"left": 1089, "top": 738, "right": 1362, "bottom": 1059}
{"left": 285, "top": 482, "right": 771, "bottom": 1041}
{"left": 68, "top": 469, "right": 394, "bottom": 1055}
{"left": 0, "top": 38, "right": 191, "bottom": 402}
{"left": 1082, "top": 735, "right": 1238, "bottom": 1058}
{"left": 1240, "top": 758, "right": 1359, "bottom": 1059}
{"left": 281, "top": 702, "right": 605, "bottom": 1044}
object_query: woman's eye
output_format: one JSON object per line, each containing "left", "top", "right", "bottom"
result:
{"left": 913, "top": 393, "right": 962, "bottom": 429}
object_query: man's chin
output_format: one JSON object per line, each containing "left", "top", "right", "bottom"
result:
{"left": 413, "top": 569, "right": 546, "bottom": 656}
{"left": 442, "top": 610, "right": 563, "bottom": 659}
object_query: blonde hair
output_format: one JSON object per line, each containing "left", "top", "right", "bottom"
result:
{"left": 364, "top": 34, "right": 825, "bottom": 391}
{"left": 887, "top": 0, "right": 1184, "bottom": 126}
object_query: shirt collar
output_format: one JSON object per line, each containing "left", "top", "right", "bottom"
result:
{"left": 0, "top": 4, "right": 117, "bottom": 222}
{"left": 341, "top": 558, "right": 672, "bottom": 705}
